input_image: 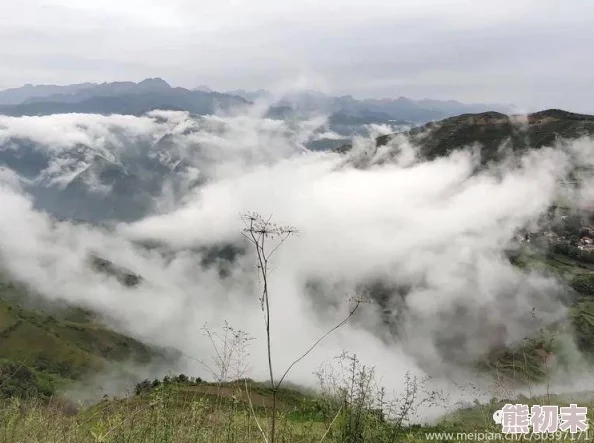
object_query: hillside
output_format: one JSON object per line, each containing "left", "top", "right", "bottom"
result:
{"left": 0, "top": 114, "right": 204, "bottom": 223}
{"left": 0, "top": 276, "right": 170, "bottom": 399}
{"left": 367, "top": 109, "right": 594, "bottom": 163}
{"left": 332, "top": 109, "right": 594, "bottom": 381}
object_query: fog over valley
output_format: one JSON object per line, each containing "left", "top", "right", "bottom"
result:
{"left": 2, "top": 2, "right": 594, "bottom": 440}
{"left": 2, "top": 107, "right": 594, "bottom": 413}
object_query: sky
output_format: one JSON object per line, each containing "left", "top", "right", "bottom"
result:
{"left": 1, "top": 0, "right": 594, "bottom": 111}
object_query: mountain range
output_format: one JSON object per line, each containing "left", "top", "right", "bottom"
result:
{"left": 0, "top": 78, "right": 526, "bottom": 224}
{"left": 0, "top": 79, "right": 512, "bottom": 121}
{"left": 0, "top": 78, "right": 249, "bottom": 117}
{"left": 230, "top": 88, "right": 513, "bottom": 123}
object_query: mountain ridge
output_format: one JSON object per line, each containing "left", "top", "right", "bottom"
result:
{"left": 0, "top": 82, "right": 97, "bottom": 106}
{"left": 0, "top": 79, "right": 513, "bottom": 123}
{"left": 0, "top": 86, "right": 250, "bottom": 117}
{"left": 336, "top": 108, "right": 594, "bottom": 164}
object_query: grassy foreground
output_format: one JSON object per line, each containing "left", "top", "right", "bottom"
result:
{"left": 1, "top": 377, "right": 593, "bottom": 443}
{"left": 0, "top": 379, "right": 378, "bottom": 443}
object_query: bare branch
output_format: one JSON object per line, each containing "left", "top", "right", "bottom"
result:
{"left": 277, "top": 300, "right": 362, "bottom": 389}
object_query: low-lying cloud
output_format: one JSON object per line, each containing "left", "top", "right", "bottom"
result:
{"left": 1, "top": 108, "right": 593, "bottom": 416}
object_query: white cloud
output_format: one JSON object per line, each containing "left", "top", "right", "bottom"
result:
{"left": 0, "top": 109, "right": 593, "bottom": 419}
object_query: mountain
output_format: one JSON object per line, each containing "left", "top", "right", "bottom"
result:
{"left": 226, "top": 88, "right": 513, "bottom": 123}
{"left": 339, "top": 109, "right": 594, "bottom": 166}
{"left": 0, "top": 79, "right": 249, "bottom": 117}
{"left": 0, "top": 81, "right": 514, "bottom": 154}
{"left": 397, "top": 109, "right": 594, "bottom": 161}
{"left": 332, "top": 108, "right": 594, "bottom": 379}
{"left": 221, "top": 88, "right": 515, "bottom": 150}
{"left": 0, "top": 81, "right": 511, "bottom": 122}
{"left": 0, "top": 82, "right": 97, "bottom": 106}
{"left": 22, "top": 78, "right": 172, "bottom": 104}
{"left": 0, "top": 137, "right": 197, "bottom": 223}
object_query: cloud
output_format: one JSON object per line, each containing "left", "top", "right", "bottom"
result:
{"left": 0, "top": 110, "right": 324, "bottom": 205}
{"left": 0, "top": 109, "right": 594, "bottom": 419}
{"left": 0, "top": 113, "right": 157, "bottom": 152}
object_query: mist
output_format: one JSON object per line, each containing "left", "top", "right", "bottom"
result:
{"left": 1, "top": 107, "right": 594, "bottom": 417}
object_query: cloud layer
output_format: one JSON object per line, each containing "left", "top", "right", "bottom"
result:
{"left": 1, "top": 109, "right": 594, "bottom": 416}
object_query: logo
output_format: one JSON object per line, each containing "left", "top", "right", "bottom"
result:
{"left": 493, "top": 404, "right": 589, "bottom": 434}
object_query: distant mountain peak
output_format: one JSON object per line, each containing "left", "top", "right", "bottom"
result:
{"left": 137, "top": 78, "right": 171, "bottom": 89}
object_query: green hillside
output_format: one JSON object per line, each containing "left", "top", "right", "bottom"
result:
{"left": 401, "top": 109, "right": 594, "bottom": 162}
{"left": 338, "top": 109, "right": 594, "bottom": 166}
{"left": 0, "top": 277, "right": 166, "bottom": 399}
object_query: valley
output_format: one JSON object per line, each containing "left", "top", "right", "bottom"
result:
{"left": 2, "top": 102, "right": 594, "bottom": 440}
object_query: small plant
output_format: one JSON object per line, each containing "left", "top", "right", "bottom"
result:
{"left": 315, "top": 352, "right": 446, "bottom": 442}
{"left": 241, "top": 212, "right": 362, "bottom": 443}
{"left": 202, "top": 321, "right": 254, "bottom": 384}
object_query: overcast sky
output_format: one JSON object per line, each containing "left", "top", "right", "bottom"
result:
{"left": 1, "top": 0, "right": 593, "bottom": 111}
